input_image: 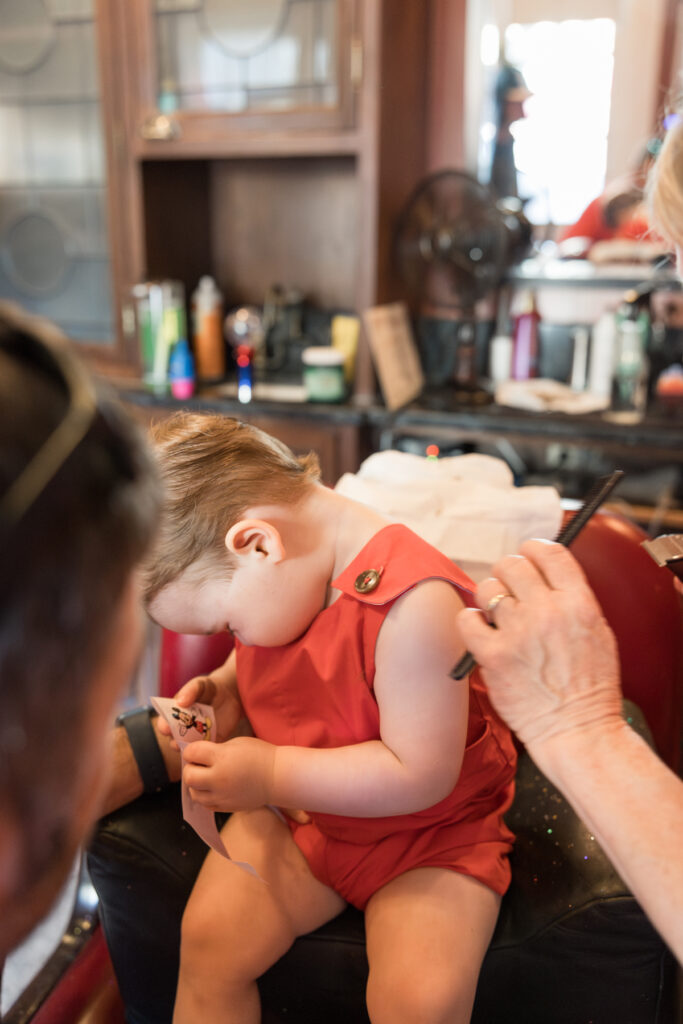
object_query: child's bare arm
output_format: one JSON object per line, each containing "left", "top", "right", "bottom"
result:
{"left": 182, "top": 582, "right": 469, "bottom": 816}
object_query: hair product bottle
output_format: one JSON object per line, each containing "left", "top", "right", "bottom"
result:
{"left": 511, "top": 290, "right": 540, "bottom": 380}
{"left": 169, "top": 338, "right": 196, "bottom": 399}
{"left": 191, "top": 275, "right": 225, "bottom": 381}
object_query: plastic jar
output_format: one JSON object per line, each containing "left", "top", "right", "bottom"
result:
{"left": 302, "top": 347, "right": 347, "bottom": 403}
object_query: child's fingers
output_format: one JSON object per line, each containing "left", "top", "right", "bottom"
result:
{"left": 174, "top": 675, "right": 216, "bottom": 706}
{"left": 187, "top": 787, "right": 218, "bottom": 807}
{"left": 182, "top": 740, "right": 216, "bottom": 766}
{"left": 280, "top": 807, "right": 312, "bottom": 824}
{"left": 183, "top": 764, "right": 212, "bottom": 792}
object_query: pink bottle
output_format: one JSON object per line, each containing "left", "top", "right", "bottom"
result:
{"left": 511, "top": 290, "right": 541, "bottom": 380}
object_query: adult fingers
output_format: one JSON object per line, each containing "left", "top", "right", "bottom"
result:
{"left": 156, "top": 716, "right": 172, "bottom": 737}
{"left": 487, "top": 551, "right": 554, "bottom": 603}
{"left": 485, "top": 542, "right": 591, "bottom": 604}
{"left": 474, "top": 578, "right": 517, "bottom": 624}
{"left": 516, "top": 539, "right": 593, "bottom": 594}
{"left": 457, "top": 606, "right": 505, "bottom": 658}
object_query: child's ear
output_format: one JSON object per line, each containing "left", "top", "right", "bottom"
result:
{"left": 225, "top": 519, "right": 285, "bottom": 563}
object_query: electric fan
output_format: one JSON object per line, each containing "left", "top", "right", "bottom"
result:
{"left": 394, "top": 169, "right": 530, "bottom": 396}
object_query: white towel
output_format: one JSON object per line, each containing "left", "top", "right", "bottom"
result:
{"left": 335, "top": 451, "right": 563, "bottom": 582}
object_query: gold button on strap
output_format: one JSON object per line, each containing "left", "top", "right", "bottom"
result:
{"left": 354, "top": 568, "right": 383, "bottom": 593}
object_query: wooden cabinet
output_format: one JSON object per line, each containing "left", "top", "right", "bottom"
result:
{"left": 1, "top": 1, "right": 432, "bottom": 390}
{"left": 121, "top": 0, "right": 360, "bottom": 151}
{"left": 97, "top": 0, "right": 430, "bottom": 393}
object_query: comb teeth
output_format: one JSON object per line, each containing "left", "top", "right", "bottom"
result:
{"left": 555, "top": 470, "right": 624, "bottom": 547}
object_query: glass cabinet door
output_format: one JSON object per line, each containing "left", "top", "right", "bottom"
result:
{"left": 131, "top": 0, "right": 358, "bottom": 144}
{"left": 0, "top": 0, "right": 115, "bottom": 344}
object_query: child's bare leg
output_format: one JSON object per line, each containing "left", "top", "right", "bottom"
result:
{"left": 173, "top": 808, "right": 346, "bottom": 1024}
{"left": 364, "top": 867, "right": 500, "bottom": 1024}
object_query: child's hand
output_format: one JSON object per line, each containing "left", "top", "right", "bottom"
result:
{"left": 182, "top": 736, "right": 276, "bottom": 812}
{"left": 156, "top": 674, "right": 243, "bottom": 748}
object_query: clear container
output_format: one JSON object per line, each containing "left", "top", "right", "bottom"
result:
{"left": 605, "top": 319, "right": 649, "bottom": 423}
{"left": 489, "top": 334, "right": 513, "bottom": 384}
{"left": 133, "top": 280, "right": 186, "bottom": 394}
{"left": 302, "top": 346, "right": 346, "bottom": 403}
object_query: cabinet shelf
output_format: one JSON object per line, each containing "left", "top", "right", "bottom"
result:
{"left": 134, "top": 128, "right": 363, "bottom": 161}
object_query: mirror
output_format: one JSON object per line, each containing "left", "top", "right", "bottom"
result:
{"left": 465, "top": 0, "right": 680, "bottom": 233}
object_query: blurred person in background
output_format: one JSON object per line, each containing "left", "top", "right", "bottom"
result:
{"left": 558, "top": 138, "right": 667, "bottom": 262}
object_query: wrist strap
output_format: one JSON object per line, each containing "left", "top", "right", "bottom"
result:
{"left": 116, "top": 705, "right": 170, "bottom": 795}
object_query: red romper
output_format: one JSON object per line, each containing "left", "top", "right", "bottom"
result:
{"left": 235, "top": 524, "right": 517, "bottom": 910}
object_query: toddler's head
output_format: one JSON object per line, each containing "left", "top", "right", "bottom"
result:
{"left": 144, "top": 412, "right": 320, "bottom": 605}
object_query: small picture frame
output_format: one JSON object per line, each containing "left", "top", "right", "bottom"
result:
{"left": 362, "top": 302, "right": 425, "bottom": 411}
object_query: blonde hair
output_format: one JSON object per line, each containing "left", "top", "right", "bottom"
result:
{"left": 144, "top": 412, "right": 320, "bottom": 601}
{"left": 648, "top": 112, "right": 683, "bottom": 246}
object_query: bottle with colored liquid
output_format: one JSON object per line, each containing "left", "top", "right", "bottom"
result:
{"left": 169, "top": 338, "right": 196, "bottom": 400}
{"left": 192, "top": 275, "right": 225, "bottom": 382}
{"left": 511, "top": 290, "right": 541, "bottom": 380}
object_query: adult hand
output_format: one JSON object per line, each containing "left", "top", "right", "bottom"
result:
{"left": 457, "top": 540, "right": 624, "bottom": 750}
{"left": 182, "top": 736, "right": 276, "bottom": 812}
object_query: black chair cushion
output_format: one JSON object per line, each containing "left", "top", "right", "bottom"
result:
{"left": 88, "top": 705, "right": 677, "bottom": 1024}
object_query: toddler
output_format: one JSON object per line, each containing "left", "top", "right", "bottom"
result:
{"left": 145, "top": 412, "right": 516, "bottom": 1024}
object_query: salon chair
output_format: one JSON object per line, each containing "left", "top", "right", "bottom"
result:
{"left": 88, "top": 510, "right": 683, "bottom": 1024}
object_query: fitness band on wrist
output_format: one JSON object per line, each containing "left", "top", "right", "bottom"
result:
{"left": 115, "top": 705, "right": 170, "bottom": 795}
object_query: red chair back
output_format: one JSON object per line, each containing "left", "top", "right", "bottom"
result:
{"left": 159, "top": 630, "right": 234, "bottom": 699}
{"left": 569, "top": 510, "right": 683, "bottom": 770}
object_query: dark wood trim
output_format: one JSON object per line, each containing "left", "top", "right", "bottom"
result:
{"left": 133, "top": 129, "right": 362, "bottom": 162}
{"left": 75, "top": 1, "right": 140, "bottom": 371}
{"left": 425, "top": 0, "right": 467, "bottom": 173}
{"left": 352, "top": 0, "right": 430, "bottom": 398}
{"left": 655, "top": 0, "right": 682, "bottom": 119}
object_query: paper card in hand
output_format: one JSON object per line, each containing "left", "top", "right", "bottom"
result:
{"left": 151, "top": 696, "right": 259, "bottom": 877}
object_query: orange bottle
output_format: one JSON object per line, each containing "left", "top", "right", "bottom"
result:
{"left": 191, "top": 276, "right": 225, "bottom": 381}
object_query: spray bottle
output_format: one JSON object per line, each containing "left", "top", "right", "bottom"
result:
{"left": 511, "top": 290, "right": 541, "bottom": 380}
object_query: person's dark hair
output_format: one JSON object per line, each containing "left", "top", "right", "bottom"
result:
{"left": 0, "top": 302, "right": 160, "bottom": 896}
{"left": 603, "top": 188, "right": 643, "bottom": 229}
